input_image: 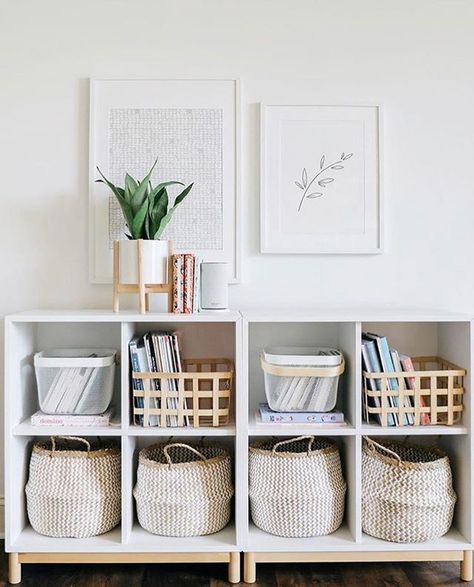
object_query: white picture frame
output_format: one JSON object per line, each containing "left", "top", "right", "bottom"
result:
{"left": 89, "top": 78, "right": 241, "bottom": 283}
{"left": 260, "top": 104, "right": 383, "bottom": 254}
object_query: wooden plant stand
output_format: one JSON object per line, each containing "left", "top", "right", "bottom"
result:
{"left": 9, "top": 551, "right": 241, "bottom": 584}
{"left": 113, "top": 240, "right": 173, "bottom": 314}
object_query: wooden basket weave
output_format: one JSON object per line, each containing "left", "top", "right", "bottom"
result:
{"left": 362, "top": 356, "right": 465, "bottom": 426}
{"left": 362, "top": 437, "right": 456, "bottom": 543}
{"left": 132, "top": 358, "right": 233, "bottom": 428}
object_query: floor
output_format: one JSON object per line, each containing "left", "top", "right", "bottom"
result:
{"left": 0, "top": 549, "right": 471, "bottom": 587}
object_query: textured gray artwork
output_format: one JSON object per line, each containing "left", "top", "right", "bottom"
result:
{"left": 108, "top": 108, "right": 223, "bottom": 249}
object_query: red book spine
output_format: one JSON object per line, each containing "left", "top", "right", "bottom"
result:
{"left": 172, "top": 255, "right": 184, "bottom": 313}
{"left": 183, "top": 254, "right": 195, "bottom": 314}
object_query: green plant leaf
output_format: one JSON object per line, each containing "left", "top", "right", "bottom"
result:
{"left": 148, "top": 189, "right": 168, "bottom": 239}
{"left": 131, "top": 160, "right": 157, "bottom": 213}
{"left": 124, "top": 174, "right": 138, "bottom": 204}
{"left": 95, "top": 167, "right": 125, "bottom": 201}
{"left": 154, "top": 183, "right": 193, "bottom": 238}
{"left": 131, "top": 199, "right": 149, "bottom": 239}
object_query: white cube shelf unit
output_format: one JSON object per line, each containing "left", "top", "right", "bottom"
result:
{"left": 4, "top": 309, "right": 474, "bottom": 584}
{"left": 241, "top": 310, "right": 473, "bottom": 583}
{"left": 4, "top": 310, "right": 243, "bottom": 584}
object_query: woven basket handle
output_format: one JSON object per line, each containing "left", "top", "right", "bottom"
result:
{"left": 364, "top": 436, "right": 402, "bottom": 464}
{"left": 272, "top": 435, "right": 314, "bottom": 455}
{"left": 50, "top": 436, "right": 91, "bottom": 454}
{"left": 163, "top": 442, "right": 207, "bottom": 466}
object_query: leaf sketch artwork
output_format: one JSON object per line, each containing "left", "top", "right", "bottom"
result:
{"left": 295, "top": 152, "right": 353, "bottom": 212}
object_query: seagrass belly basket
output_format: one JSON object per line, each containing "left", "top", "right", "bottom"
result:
{"left": 25, "top": 436, "right": 121, "bottom": 538}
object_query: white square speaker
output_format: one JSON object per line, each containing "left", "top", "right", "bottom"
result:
{"left": 200, "top": 262, "right": 229, "bottom": 310}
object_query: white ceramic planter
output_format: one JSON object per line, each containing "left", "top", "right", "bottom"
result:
{"left": 119, "top": 239, "right": 169, "bottom": 284}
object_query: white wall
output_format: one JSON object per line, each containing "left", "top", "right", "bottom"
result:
{"left": 1, "top": 0, "right": 474, "bottom": 523}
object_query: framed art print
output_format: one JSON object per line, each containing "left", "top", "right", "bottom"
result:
{"left": 260, "top": 104, "right": 382, "bottom": 254}
{"left": 89, "top": 78, "right": 240, "bottom": 283}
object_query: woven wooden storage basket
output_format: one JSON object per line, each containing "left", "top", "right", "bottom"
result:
{"left": 249, "top": 436, "right": 347, "bottom": 538}
{"left": 132, "top": 358, "right": 233, "bottom": 428}
{"left": 362, "top": 437, "right": 456, "bottom": 543}
{"left": 362, "top": 356, "right": 465, "bottom": 427}
{"left": 25, "top": 436, "right": 121, "bottom": 538}
{"left": 133, "top": 442, "right": 234, "bottom": 537}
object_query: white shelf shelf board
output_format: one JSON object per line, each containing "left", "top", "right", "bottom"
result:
{"left": 246, "top": 524, "right": 356, "bottom": 551}
{"left": 359, "top": 529, "right": 471, "bottom": 551}
{"left": 126, "top": 424, "right": 236, "bottom": 436}
{"left": 247, "top": 524, "right": 470, "bottom": 552}
{"left": 361, "top": 424, "right": 469, "bottom": 436}
{"left": 128, "top": 523, "right": 237, "bottom": 552}
{"left": 242, "top": 309, "right": 472, "bottom": 323}
{"left": 13, "top": 418, "right": 122, "bottom": 437}
{"left": 6, "top": 310, "right": 241, "bottom": 323}
{"left": 9, "top": 526, "right": 123, "bottom": 552}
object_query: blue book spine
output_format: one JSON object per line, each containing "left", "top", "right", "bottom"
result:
{"left": 129, "top": 339, "right": 143, "bottom": 425}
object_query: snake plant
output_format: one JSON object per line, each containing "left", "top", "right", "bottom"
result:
{"left": 96, "top": 160, "right": 193, "bottom": 240}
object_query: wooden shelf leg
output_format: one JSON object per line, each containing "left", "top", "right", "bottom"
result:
{"left": 9, "top": 553, "right": 21, "bottom": 584}
{"left": 243, "top": 552, "right": 256, "bottom": 584}
{"left": 461, "top": 550, "right": 473, "bottom": 581}
{"left": 228, "top": 551, "right": 240, "bottom": 584}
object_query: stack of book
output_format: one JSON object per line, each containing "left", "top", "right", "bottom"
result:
{"left": 361, "top": 332, "right": 430, "bottom": 426}
{"left": 172, "top": 254, "right": 200, "bottom": 314}
{"left": 129, "top": 331, "right": 187, "bottom": 427}
{"left": 256, "top": 403, "right": 346, "bottom": 427}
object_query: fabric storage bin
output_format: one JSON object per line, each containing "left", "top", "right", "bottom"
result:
{"left": 362, "top": 437, "right": 456, "bottom": 543}
{"left": 249, "top": 435, "right": 347, "bottom": 537}
{"left": 261, "top": 347, "right": 345, "bottom": 412}
{"left": 133, "top": 442, "right": 234, "bottom": 537}
{"left": 34, "top": 348, "right": 116, "bottom": 414}
{"left": 25, "top": 436, "right": 121, "bottom": 538}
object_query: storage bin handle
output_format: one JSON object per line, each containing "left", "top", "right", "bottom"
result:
{"left": 163, "top": 443, "right": 207, "bottom": 466}
{"left": 261, "top": 353, "right": 345, "bottom": 378}
{"left": 364, "top": 436, "right": 402, "bottom": 464}
{"left": 50, "top": 436, "right": 91, "bottom": 455}
{"left": 272, "top": 435, "right": 314, "bottom": 455}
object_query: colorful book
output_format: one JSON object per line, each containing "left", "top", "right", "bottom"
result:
{"left": 363, "top": 333, "right": 399, "bottom": 425}
{"left": 390, "top": 348, "right": 414, "bottom": 425}
{"left": 172, "top": 254, "right": 184, "bottom": 314}
{"left": 183, "top": 254, "right": 194, "bottom": 314}
{"left": 400, "top": 354, "right": 431, "bottom": 425}
{"left": 361, "top": 337, "right": 396, "bottom": 426}
{"left": 31, "top": 409, "right": 113, "bottom": 427}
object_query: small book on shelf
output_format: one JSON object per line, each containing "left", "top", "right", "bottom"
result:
{"left": 31, "top": 408, "right": 113, "bottom": 427}
{"left": 257, "top": 403, "right": 346, "bottom": 425}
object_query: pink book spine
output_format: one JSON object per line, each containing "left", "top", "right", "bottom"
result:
{"left": 183, "top": 254, "right": 194, "bottom": 314}
{"left": 401, "top": 356, "right": 431, "bottom": 425}
{"left": 172, "top": 255, "right": 184, "bottom": 314}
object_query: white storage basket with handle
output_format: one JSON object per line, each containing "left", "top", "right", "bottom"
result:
{"left": 362, "top": 437, "right": 457, "bottom": 543}
{"left": 261, "top": 347, "right": 345, "bottom": 412}
{"left": 25, "top": 436, "right": 121, "bottom": 538}
{"left": 133, "top": 442, "right": 234, "bottom": 537}
{"left": 249, "top": 435, "right": 347, "bottom": 537}
{"left": 34, "top": 348, "right": 116, "bottom": 414}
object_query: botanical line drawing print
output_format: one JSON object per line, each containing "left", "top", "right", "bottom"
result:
{"left": 295, "top": 152, "right": 353, "bottom": 212}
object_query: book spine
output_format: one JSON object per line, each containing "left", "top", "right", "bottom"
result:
{"left": 172, "top": 255, "right": 184, "bottom": 314}
{"left": 401, "top": 355, "right": 431, "bottom": 425}
{"left": 259, "top": 410, "right": 345, "bottom": 424}
{"left": 183, "top": 254, "right": 194, "bottom": 314}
